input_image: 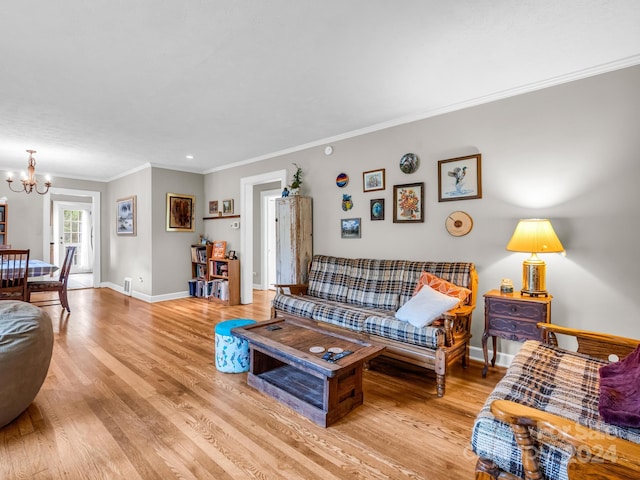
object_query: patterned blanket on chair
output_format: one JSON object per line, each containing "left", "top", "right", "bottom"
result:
{"left": 471, "top": 340, "right": 640, "bottom": 480}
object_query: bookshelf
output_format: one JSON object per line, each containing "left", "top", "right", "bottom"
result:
{"left": 208, "top": 258, "right": 240, "bottom": 305}
{"left": 190, "top": 244, "right": 212, "bottom": 282}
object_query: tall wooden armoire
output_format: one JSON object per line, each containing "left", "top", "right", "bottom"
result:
{"left": 275, "top": 196, "right": 313, "bottom": 285}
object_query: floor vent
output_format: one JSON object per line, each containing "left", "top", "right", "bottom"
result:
{"left": 123, "top": 277, "right": 133, "bottom": 296}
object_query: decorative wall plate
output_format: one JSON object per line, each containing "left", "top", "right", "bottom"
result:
{"left": 336, "top": 173, "right": 349, "bottom": 187}
{"left": 399, "top": 153, "right": 419, "bottom": 174}
{"left": 445, "top": 211, "right": 473, "bottom": 237}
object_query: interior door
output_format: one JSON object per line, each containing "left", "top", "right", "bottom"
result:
{"left": 55, "top": 202, "right": 93, "bottom": 274}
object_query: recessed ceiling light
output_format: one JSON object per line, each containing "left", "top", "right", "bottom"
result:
{"left": 186, "top": 155, "right": 194, "bottom": 159}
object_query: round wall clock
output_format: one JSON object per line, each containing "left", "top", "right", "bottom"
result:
{"left": 445, "top": 211, "right": 473, "bottom": 237}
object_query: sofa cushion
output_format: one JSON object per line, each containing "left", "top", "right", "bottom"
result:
{"left": 272, "top": 293, "right": 324, "bottom": 319}
{"left": 395, "top": 284, "right": 460, "bottom": 327}
{"left": 307, "top": 255, "right": 352, "bottom": 302}
{"left": 346, "top": 258, "right": 405, "bottom": 310}
{"left": 413, "top": 271, "right": 472, "bottom": 304}
{"left": 471, "top": 340, "right": 640, "bottom": 480}
{"left": 399, "top": 261, "right": 474, "bottom": 306}
{"left": 363, "top": 315, "right": 444, "bottom": 349}
{"left": 312, "top": 300, "right": 392, "bottom": 332}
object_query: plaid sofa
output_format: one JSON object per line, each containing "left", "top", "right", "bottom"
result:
{"left": 272, "top": 255, "right": 477, "bottom": 396}
{"left": 471, "top": 340, "right": 640, "bottom": 480}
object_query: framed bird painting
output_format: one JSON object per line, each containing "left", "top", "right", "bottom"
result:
{"left": 438, "top": 154, "right": 482, "bottom": 202}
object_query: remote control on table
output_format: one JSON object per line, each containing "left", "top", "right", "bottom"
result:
{"left": 331, "top": 350, "right": 353, "bottom": 361}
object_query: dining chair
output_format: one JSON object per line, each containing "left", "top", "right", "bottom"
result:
{"left": 0, "top": 249, "right": 30, "bottom": 301}
{"left": 28, "top": 246, "right": 76, "bottom": 313}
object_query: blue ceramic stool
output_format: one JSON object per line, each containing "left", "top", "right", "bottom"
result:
{"left": 215, "top": 319, "right": 256, "bottom": 373}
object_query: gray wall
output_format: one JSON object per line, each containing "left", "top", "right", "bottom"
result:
{"left": 150, "top": 168, "right": 204, "bottom": 297}
{"left": 108, "top": 167, "right": 152, "bottom": 296}
{"left": 203, "top": 65, "right": 640, "bottom": 353}
{"left": 3, "top": 65, "right": 639, "bottom": 352}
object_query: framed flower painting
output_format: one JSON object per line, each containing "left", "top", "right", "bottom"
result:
{"left": 393, "top": 183, "right": 424, "bottom": 223}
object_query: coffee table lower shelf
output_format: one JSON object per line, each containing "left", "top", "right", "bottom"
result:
{"left": 248, "top": 350, "right": 363, "bottom": 427}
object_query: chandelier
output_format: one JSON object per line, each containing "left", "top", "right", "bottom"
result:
{"left": 6, "top": 150, "right": 52, "bottom": 195}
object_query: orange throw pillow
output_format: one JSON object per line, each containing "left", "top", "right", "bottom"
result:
{"left": 413, "top": 271, "right": 471, "bottom": 305}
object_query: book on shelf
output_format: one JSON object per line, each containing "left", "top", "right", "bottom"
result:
{"left": 191, "top": 246, "right": 208, "bottom": 263}
{"left": 212, "top": 240, "right": 226, "bottom": 259}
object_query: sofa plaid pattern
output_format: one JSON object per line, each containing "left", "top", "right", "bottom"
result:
{"left": 345, "top": 258, "right": 405, "bottom": 310}
{"left": 398, "top": 261, "right": 474, "bottom": 306}
{"left": 273, "top": 256, "right": 475, "bottom": 351}
{"left": 471, "top": 340, "right": 640, "bottom": 480}
{"left": 364, "top": 315, "right": 443, "bottom": 348}
{"left": 307, "top": 255, "right": 351, "bottom": 302}
{"left": 312, "top": 300, "right": 393, "bottom": 331}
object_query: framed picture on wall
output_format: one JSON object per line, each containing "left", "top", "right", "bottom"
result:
{"left": 438, "top": 154, "right": 482, "bottom": 201}
{"left": 363, "top": 168, "right": 385, "bottom": 192}
{"left": 341, "top": 218, "right": 361, "bottom": 238}
{"left": 116, "top": 195, "right": 137, "bottom": 236}
{"left": 166, "top": 193, "right": 195, "bottom": 232}
{"left": 209, "top": 200, "right": 219, "bottom": 215}
{"left": 393, "top": 183, "right": 424, "bottom": 223}
{"left": 222, "top": 199, "right": 234, "bottom": 214}
{"left": 370, "top": 199, "right": 385, "bottom": 221}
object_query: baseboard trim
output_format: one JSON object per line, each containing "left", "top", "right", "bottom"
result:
{"left": 469, "top": 345, "right": 514, "bottom": 368}
{"left": 101, "top": 282, "right": 191, "bottom": 303}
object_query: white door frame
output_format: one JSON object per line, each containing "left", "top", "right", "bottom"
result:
{"left": 42, "top": 188, "right": 101, "bottom": 288}
{"left": 240, "top": 170, "right": 287, "bottom": 304}
{"left": 260, "top": 188, "right": 281, "bottom": 290}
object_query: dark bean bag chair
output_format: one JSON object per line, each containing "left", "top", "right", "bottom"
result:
{"left": 0, "top": 301, "right": 53, "bottom": 428}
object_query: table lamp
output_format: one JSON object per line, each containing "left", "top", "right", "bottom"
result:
{"left": 506, "top": 219, "right": 564, "bottom": 296}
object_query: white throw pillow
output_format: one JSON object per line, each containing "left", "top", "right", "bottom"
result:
{"left": 395, "top": 284, "right": 459, "bottom": 328}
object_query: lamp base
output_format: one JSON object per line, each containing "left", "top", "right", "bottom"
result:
{"left": 521, "top": 254, "right": 548, "bottom": 297}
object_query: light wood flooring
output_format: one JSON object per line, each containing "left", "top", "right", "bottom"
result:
{"left": 0, "top": 288, "right": 503, "bottom": 479}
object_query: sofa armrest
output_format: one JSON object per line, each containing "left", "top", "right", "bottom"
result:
{"left": 491, "top": 399, "right": 640, "bottom": 480}
{"left": 538, "top": 323, "right": 639, "bottom": 361}
{"left": 273, "top": 283, "right": 308, "bottom": 296}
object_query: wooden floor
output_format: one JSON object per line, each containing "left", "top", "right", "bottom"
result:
{"left": 1, "top": 288, "right": 503, "bottom": 479}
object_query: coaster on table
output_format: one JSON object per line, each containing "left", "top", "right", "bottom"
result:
{"left": 328, "top": 347, "right": 344, "bottom": 354}
{"left": 309, "top": 346, "right": 325, "bottom": 353}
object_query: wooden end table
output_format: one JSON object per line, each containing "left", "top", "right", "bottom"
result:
{"left": 482, "top": 289, "right": 552, "bottom": 377}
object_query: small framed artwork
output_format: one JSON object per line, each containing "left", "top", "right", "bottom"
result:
{"left": 341, "top": 218, "right": 361, "bottom": 239}
{"left": 370, "top": 199, "right": 385, "bottom": 221}
{"left": 222, "top": 199, "right": 234, "bottom": 214}
{"left": 116, "top": 195, "right": 136, "bottom": 236}
{"left": 228, "top": 250, "right": 237, "bottom": 260}
{"left": 166, "top": 193, "right": 195, "bottom": 232}
{"left": 438, "top": 154, "right": 482, "bottom": 201}
{"left": 363, "top": 168, "right": 385, "bottom": 192}
{"left": 209, "top": 200, "right": 219, "bottom": 215}
{"left": 393, "top": 183, "right": 425, "bottom": 223}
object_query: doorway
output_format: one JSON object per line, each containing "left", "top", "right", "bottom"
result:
{"left": 42, "top": 188, "right": 101, "bottom": 289}
{"left": 261, "top": 189, "right": 281, "bottom": 290}
{"left": 240, "top": 170, "right": 287, "bottom": 304}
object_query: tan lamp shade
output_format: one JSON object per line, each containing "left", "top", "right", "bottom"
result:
{"left": 506, "top": 219, "right": 564, "bottom": 296}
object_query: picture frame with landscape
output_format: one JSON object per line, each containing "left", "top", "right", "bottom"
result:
{"left": 362, "top": 169, "right": 385, "bottom": 192}
{"left": 116, "top": 195, "right": 136, "bottom": 236}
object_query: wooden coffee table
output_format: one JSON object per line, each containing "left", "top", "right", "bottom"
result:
{"left": 232, "top": 316, "right": 385, "bottom": 427}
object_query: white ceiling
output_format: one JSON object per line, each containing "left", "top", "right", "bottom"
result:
{"left": 1, "top": 0, "right": 639, "bottom": 182}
